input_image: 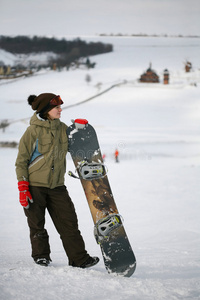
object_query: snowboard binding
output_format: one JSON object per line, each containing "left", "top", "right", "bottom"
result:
{"left": 94, "top": 214, "right": 123, "bottom": 244}
{"left": 68, "top": 160, "right": 107, "bottom": 180}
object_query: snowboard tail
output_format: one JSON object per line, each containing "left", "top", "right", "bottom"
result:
{"left": 94, "top": 213, "right": 136, "bottom": 277}
{"left": 67, "top": 119, "right": 136, "bottom": 277}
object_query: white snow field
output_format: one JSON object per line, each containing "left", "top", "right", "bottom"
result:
{"left": 0, "top": 36, "right": 200, "bottom": 300}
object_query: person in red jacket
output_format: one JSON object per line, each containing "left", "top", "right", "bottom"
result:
{"left": 114, "top": 149, "right": 119, "bottom": 163}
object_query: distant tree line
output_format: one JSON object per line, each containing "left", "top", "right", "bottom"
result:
{"left": 0, "top": 35, "right": 113, "bottom": 57}
{"left": 0, "top": 35, "right": 113, "bottom": 68}
{"left": 99, "top": 33, "right": 200, "bottom": 38}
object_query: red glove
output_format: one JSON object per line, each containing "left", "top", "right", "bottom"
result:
{"left": 18, "top": 181, "right": 33, "bottom": 209}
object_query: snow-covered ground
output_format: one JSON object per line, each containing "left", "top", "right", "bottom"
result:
{"left": 0, "top": 36, "right": 200, "bottom": 300}
{"left": 0, "top": 48, "right": 58, "bottom": 67}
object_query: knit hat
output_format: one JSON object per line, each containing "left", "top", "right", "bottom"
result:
{"left": 27, "top": 93, "right": 63, "bottom": 118}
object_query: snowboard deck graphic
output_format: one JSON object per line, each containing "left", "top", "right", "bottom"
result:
{"left": 67, "top": 119, "right": 136, "bottom": 277}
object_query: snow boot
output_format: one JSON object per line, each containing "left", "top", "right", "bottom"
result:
{"left": 34, "top": 258, "right": 51, "bottom": 267}
{"left": 79, "top": 256, "right": 99, "bottom": 269}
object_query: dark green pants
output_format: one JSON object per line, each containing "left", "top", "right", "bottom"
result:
{"left": 24, "top": 185, "right": 89, "bottom": 266}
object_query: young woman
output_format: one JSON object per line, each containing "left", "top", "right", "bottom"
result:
{"left": 15, "top": 93, "right": 99, "bottom": 268}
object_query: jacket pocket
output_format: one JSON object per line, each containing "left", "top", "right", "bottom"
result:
{"left": 28, "top": 156, "right": 50, "bottom": 185}
{"left": 57, "top": 135, "right": 68, "bottom": 161}
{"left": 60, "top": 134, "right": 68, "bottom": 151}
{"left": 38, "top": 137, "right": 52, "bottom": 154}
{"left": 28, "top": 155, "right": 45, "bottom": 174}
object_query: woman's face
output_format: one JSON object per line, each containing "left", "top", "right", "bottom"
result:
{"left": 48, "top": 105, "right": 62, "bottom": 119}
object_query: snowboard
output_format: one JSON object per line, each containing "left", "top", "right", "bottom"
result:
{"left": 66, "top": 119, "right": 136, "bottom": 277}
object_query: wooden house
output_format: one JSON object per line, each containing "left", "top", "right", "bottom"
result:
{"left": 139, "top": 63, "right": 159, "bottom": 83}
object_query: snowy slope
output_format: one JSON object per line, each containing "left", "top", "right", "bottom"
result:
{"left": 0, "top": 36, "right": 200, "bottom": 300}
{"left": 0, "top": 48, "right": 58, "bottom": 67}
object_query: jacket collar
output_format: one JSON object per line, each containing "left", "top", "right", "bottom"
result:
{"left": 30, "top": 113, "right": 60, "bottom": 129}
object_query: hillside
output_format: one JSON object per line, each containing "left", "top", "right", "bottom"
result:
{"left": 0, "top": 36, "right": 113, "bottom": 69}
{"left": 0, "top": 36, "right": 200, "bottom": 300}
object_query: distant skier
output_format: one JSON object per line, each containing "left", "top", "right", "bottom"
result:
{"left": 114, "top": 149, "right": 119, "bottom": 163}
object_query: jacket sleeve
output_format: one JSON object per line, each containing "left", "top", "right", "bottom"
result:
{"left": 15, "top": 127, "right": 36, "bottom": 182}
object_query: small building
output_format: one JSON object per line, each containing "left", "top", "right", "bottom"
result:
{"left": 185, "top": 61, "right": 192, "bottom": 73}
{"left": 139, "top": 63, "right": 159, "bottom": 83}
{"left": 163, "top": 69, "right": 169, "bottom": 84}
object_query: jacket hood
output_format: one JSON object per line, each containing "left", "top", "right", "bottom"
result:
{"left": 30, "top": 113, "right": 61, "bottom": 129}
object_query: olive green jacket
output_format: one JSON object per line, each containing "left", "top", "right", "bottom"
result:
{"left": 15, "top": 113, "right": 68, "bottom": 189}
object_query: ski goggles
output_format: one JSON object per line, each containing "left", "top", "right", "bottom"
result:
{"left": 50, "top": 95, "right": 64, "bottom": 106}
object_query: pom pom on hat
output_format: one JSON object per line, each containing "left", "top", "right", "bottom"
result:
{"left": 27, "top": 95, "right": 37, "bottom": 106}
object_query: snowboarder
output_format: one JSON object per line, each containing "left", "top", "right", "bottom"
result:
{"left": 114, "top": 149, "right": 119, "bottom": 163}
{"left": 15, "top": 93, "right": 99, "bottom": 268}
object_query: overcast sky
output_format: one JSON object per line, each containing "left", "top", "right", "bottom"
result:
{"left": 0, "top": 0, "right": 200, "bottom": 37}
